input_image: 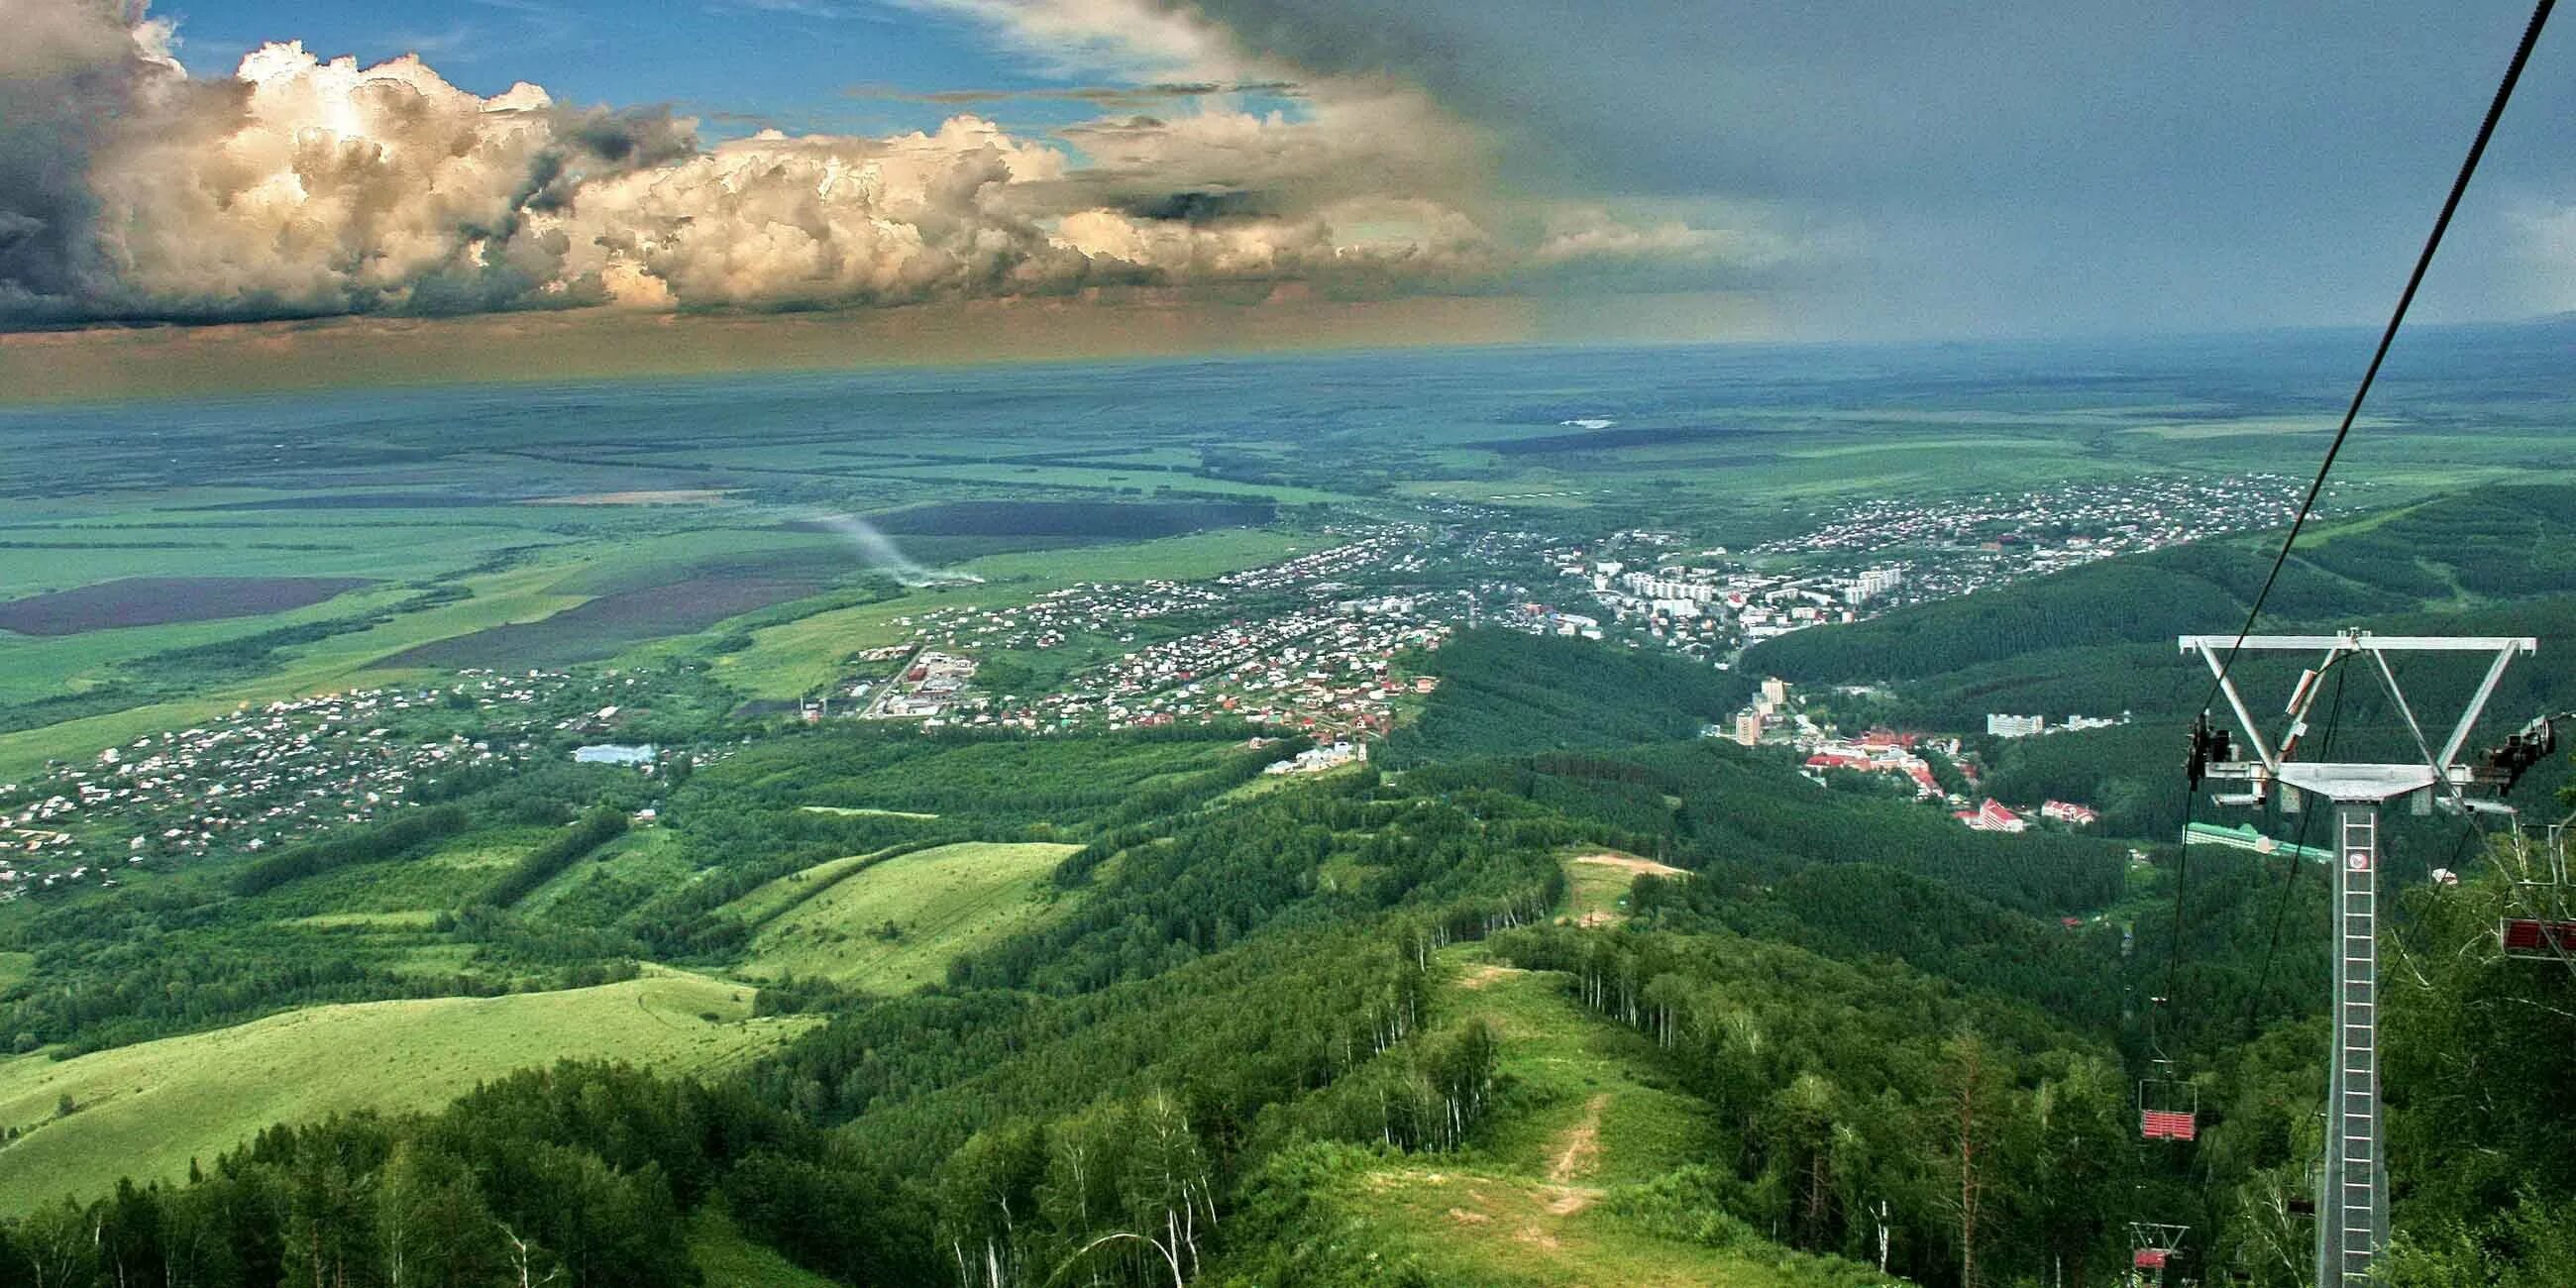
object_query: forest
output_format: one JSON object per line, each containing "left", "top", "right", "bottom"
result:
{"left": 0, "top": 628, "right": 2567, "bottom": 1288}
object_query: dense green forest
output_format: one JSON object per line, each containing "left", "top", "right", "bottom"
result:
{"left": 1739, "top": 484, "right": 2576, "bottom": 837}
{"left": 1377, "top": 629, "right": 1739, "bottom": 767}
{"left": 1744, "top": 484, "right": 2576, "bottom": 694}
{"left": 0, "top": 627, "right": 2569, "bottom": 1287}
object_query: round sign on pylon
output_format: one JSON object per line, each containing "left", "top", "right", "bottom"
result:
{"left": 2347, "top": 850, "right": 2370, "bottom": 871}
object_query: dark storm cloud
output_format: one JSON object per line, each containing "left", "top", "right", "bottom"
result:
{"left": 1116, "top": 188, "right": 1272, "bottom": 223}
{"left": 1119, "top": 0, "right": 2576, "bottom": 332}
{"left": 0, "top": 1, "right": 222, "bottom": 324}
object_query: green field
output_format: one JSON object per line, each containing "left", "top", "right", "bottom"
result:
{"left": 0, "top": 969, "right": 811, "bottom": 1210}
{"left": 742, "top": 841, "right": 1081, "bottom": 990}
{"left": 716, "top": 847, "right": 901, "bottom": 926}
{"left": 0, "top": 413, "right": 1317, "bottom": 772}
{"left": 708, "top": 526, "right": 1313, "bottom": 699}
{"left": 0, "top": 560, "right": 592, "bottom": 779}
{"left": 517, "top": 824, "right": 697, "bottom": 916}
{"left": 254, "top": 824, "right": 552, "bottom": 917}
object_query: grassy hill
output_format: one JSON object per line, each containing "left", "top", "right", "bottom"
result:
{"left": 717, "top": 847, "right": 902, "bottom": 927}
{"left": 0, "top": 968, "right": 812, "bottom": 1210}
{"left": 742, "top": 841, "right": 1081, "bottom": 991}
{"left": 1228, "top": 949, "right": 1881, "bottom": 1288}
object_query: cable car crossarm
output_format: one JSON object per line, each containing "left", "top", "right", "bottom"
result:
{"left": 2179, "top": 633, "right": 2536, "bottom": 796}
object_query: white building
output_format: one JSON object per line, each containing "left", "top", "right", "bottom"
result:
{"left": 1986, "top": 714, "right": 2046, "bottom": 738}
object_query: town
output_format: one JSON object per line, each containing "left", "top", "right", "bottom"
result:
{"left": 0, "top": 474, "right": 2319, "bottom": 897}
{"left": 844, "top": 530, "right": 1454, "bottom": 739}
{"left": 0, "top": 668, "right": 691, "bottom": 897}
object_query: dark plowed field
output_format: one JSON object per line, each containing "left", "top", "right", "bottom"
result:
{"left": 0, "top": 577, "right": 377, "bottom": 636}
{"left": 865, "top": 499, "right": 1274, "bottom": 538}
{"left": 178, "top": 493, "right": 529, "bottom": 510}
{"left": 385, "top": 578, "right": 824, "bottom": 669}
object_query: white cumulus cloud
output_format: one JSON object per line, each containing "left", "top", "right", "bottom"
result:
{"left": 0, "top": 0, "right": 1783, "bottom": 328}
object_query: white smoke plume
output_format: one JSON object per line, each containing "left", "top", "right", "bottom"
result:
{"left": 806, "top": 512, "right": 985, "bottom": 588}
{"left": 0, "top": 0, "right": 1781, "bottom": 328}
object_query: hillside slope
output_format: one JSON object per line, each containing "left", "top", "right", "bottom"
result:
{"left": 0, "top": 969, "right": 810, "bottom": 1209}
{"left": 1223, "top": 949, "right": 1881, "bottom": 1288}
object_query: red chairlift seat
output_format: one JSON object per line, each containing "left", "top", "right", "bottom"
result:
{"left": 2141, "top": 1108, "right": 2198, "bottom": 1140}
{"left": 2135, "top": 1248, "right": 2170, "bottom": 1269}
{"left": 2501, "top": 917, "right": 2576, "bottom": 957}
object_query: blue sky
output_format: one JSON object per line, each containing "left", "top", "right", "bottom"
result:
{"left": 156, "top": 0, "right": 1037, "bottom": 136}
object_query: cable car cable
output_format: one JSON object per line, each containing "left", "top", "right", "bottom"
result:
{"left": 2194, "top": 0, "right": 2555, "bottom": 711}
{"left": 2136, "top": 6, "right": 2556, "bottom": 1267}
{"left": 2157, "top": 0, "right": 2555, "bottom": 1055}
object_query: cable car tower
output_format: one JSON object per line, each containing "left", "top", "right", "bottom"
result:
{"left": 2129, "top": 1221, "right": 2190, "bottom": 1288}
{"left": 2180, "top": 629, "right": 2535, "bottom": 1288}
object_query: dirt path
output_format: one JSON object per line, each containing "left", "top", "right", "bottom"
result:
{"left": 1549, "top": 1093, "right": 1608, "bottom": 1183}
{"left": 1568, "top": 851, "right": 1689, "bottom": 878}
{"left": 1540, "top": 1093, "right": 1612, "bottom": 1215}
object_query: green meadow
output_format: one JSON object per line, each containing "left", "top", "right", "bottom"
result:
{"left": 743, "top": 840, "right": 1081, "bottom": 991}
{"left": 716, "top": 847, "right": 903, "bottom": 927}
{"left": 1556, "top": 849, "right": 1688, "bottom": 926}
{"left": 0, "top": 969, "right": 811, "bottom": 1211}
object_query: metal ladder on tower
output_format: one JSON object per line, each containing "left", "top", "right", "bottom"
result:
{"left": 2321, "top": 805, "right": 2384, "bottom": 1288}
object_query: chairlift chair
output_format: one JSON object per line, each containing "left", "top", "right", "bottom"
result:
{"left": 2499, "top": 812, "right": 2576, "bottom": 960}
{"left": 2139, "top": 1061, "right": 2199, "bottom": 1141}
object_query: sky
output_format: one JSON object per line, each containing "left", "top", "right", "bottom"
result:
{"left": 2, "top": 0, "right": 2572, "bottom": 381}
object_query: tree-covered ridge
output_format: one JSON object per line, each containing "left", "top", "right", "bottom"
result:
{"left": 0, "top": 723, "right": 1283, "bottom": 1056}
{"left": 1742, "top": 483, "right": 2576, "bottom": 690}
{"left": 1377, "top": 628, "right": 1739, "bottom": 767}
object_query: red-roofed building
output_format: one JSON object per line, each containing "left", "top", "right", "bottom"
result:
{"left": 2042, "top": 800, "right": 2101, "bottom": 826}
{"left": 1955, "top": 799, "right": 2026, "bottom": 833}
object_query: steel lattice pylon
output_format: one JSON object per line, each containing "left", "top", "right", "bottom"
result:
{"left": 2179, "top": 630, "right": 2535, "bottom": 1288}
